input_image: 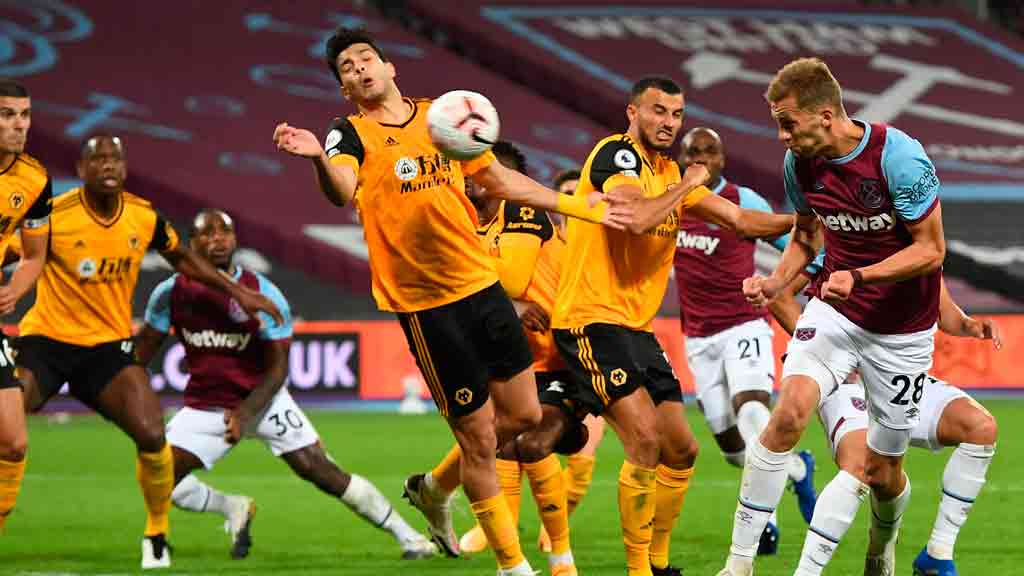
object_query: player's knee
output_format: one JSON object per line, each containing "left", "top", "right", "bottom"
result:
{"left": 134, "top": 424, "right": 166, "bottom": 454}
{"left": 0, "top": 435, "right": 27, "bottom": 462}
{"left": 515, "top": 402, "right": 543, "bottom": 433}
{"left": 764, "top": 404, "right": 806, "bottom": 449}
{"left": 964, "top": 410, "right": 998, "bottom": 446}
{"left": 838, "top": 458, "right": 866, "bottom": 484}
{"left": 863, "top": 459, "right": 901, "bottom": 496}
{"left": 513, "top": 433, "right": 551, "bottom": 463}
{"left": 622, "top": 422, "right": 659, "bottom": 466}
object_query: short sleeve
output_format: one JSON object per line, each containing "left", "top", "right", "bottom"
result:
{"left": 739, "top": 186, "right": 788, "bottom": 252}
{"left": 460, "top": 149, "right": 495, "bottom": 176}
{"left": 256, "top": 273, "right": 293, "bottom": 341}
{"left": 149, "top": 214, "right": 181, "bottom": 253}
{"left": 325, "top": 117, "right": 364, "bottom": 175}
{"left": 144, "top": 275, "right": 177, "bottom": 334}
{"left": 589, "top": 139, "right": 643, "bottom": 193}
{"left": 804, "top": 249, "right": 826, "bottom": 278}
{"left": 783, "top": 150, "right": 811, "bottom": 215}
{"left": 21, "top": 177, "right": 52, "bottom": 234}
{"left": 882, "top": 128, "right": 940, "bottom": 223}
{"left": 501, "top": 201, "right": 553, "bottom": 242}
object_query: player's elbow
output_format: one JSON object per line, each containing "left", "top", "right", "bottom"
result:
{"left": 921, "top": 242, "right": 945, "bottom": 274}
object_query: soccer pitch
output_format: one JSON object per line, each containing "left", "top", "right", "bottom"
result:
{"left": 5, "top": 401, "right": 1021, "bottom": 575}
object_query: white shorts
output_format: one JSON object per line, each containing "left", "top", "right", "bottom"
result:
{"left": 783, "top": 298, "right": 935, "bottom": 456}
{"left": 166, "top": 388, "right": 320, "bottom": 469}
{"left": 686, "top": 318, "right": 776, "bottom": 434}
{"left": 819, "top": 377, "right": 968, "bottom": 456}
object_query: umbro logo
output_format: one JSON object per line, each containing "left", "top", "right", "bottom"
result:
{"left": 385, "top": 136, "right": 399, "bottom": 147}
{"left": 814, "top": 181, "right": 825, "bottom": 191}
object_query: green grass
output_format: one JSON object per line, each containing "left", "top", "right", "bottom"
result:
{"left": 3, "top": 401, "right": 1021, "bottom": 575}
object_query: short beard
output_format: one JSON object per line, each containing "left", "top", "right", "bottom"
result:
{"left": 640, "top": 131, "right": 672, "bottom": 153}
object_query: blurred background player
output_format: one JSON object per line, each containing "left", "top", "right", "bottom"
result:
{"left": 443, "top": 141, "right": 578, "bottom": 575}
{"left": 0, "top": 79, "right": 52, "bottom": 534}
{"left": 13, "top": 135, "right": 281, "bottom": 569}
{"left": 767, "top": 263, "right": 997, "bottom": 576}
{"left": 550, "top": 76, "right": 794, "bottom": 576}
{"left": 673, "top": 126, "right": 816, "bottom": 554}
{"left": 136, "top": 209, "right": 437, "bottom": 561}
{"left": 272, "top": 27, "right": 629, "bottom": 576}
{"left": 722, "top": 58, "right": 947, "bottom": 576}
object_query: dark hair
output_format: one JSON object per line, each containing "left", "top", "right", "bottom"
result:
{"left": 324, "top": 27, "right": 388, "bottom": 85}
{"left": 553, "top": 168, "right": 581, "bottom": 190}
{"left": 0, "top": 79, "right": 29, "bottom": 98}
{"left": 492, "top": 141, "right": 528, "bottom": 175}
{"left": 80, "top": 134, "right": 125, "bottom": 158}
{"left": 630, "top": 76, "right": 682, "bottom": 102}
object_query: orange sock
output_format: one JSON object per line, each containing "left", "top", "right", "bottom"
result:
{"left": 495, "top": 458, "right": 523, "bottom": 524}
{"left": 430, "top": 443, "right": 462, "bottom": 494}
{"left": 471, "top": 494, "right": 525, "bottom": 569}
{"left": 619, "top": 461, "right": 657, "bottom": 576}
{"left": 0, "top": 457, "right": 26, "bottom": 532}
{"left": 650, "top": 465, "right": 694, "bottom": 569}
{"left": 523, "top": 454, "right": 571, "bottom": 556}
{"left": 565, "top": 453, "right": 595, "bottom": 515}
{"left": 137, "top": 443, "right": 174, "bottom": 536}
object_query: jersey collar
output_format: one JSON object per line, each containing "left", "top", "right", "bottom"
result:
{"left": 828, "top": 120, "right": 871, "bottom": 165}
{"left": 711, "top": 178, "right": 728, "bottom": 194}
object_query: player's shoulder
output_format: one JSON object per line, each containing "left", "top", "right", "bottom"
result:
{"left": 123, "top": 190, "right": 153, "bottom": 209}
{"left": 251, "top": 269, "right": 286, "bottom": 298}
{"left": 15, "top": 153, "right": 47, "bottom": 177}
{"left": 881, "top": 125, "right": 926, "bottom": 156}
{"left": 590, "top": 133, "right": 641, "bottom": 169}
{"left": 50, "top": 188, "right": 83, "bottom": 214}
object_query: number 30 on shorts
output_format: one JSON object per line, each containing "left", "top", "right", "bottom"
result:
{"left": 889, "top": 373, "right": 926, "bottom": 406}
{"left": 268, "top": 409, "right": 305, "bottom": 437}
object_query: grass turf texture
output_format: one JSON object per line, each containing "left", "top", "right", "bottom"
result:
{"left": 4, "top": 402, "right": 1020, "bottom": 575}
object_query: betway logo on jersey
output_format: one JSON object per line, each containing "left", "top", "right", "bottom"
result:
{"left": 676, "top": 230, "right": 720, "bottom": 255}
{"left": 180, "top": 328, "right": 252, "bottom": 351}
{"left": 817, "top": 211, "right": 896, "bottom": 233}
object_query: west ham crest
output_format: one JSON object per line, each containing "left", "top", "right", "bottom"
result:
{"left": 228, "top": 298, "right": 250, "bottom": 323}
{"left": 858, "top": 179, "right": 884, "bottom": 210}
{"left": 851, "top": 396, "right": 867, "bottom": 411}
{"left": 795, "top": 327, "right": 816, "bottom": 341}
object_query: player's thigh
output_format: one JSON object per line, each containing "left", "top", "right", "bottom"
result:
{"left": 602, "top": 386, "right": 660, "bottom": 466}
{"left": 818, "top": 385, "right": 870, "bottom": 468}
{"left": 911, "top": 381, "right": 988, "bottom": 449}
{"left": 834, "top": 429, "right": 869, "bottom": 483}
{"left": 857, "top": 326, "right": 935, "bottom": 456}
{"left": 13, "top": 335, "right": 73, "bottom": 412}
{"left": 166, "top": 407, "right": 233, "bottom": 470}
{"left": 552, "top": 324, "right": 644, "bottom": 417}
{"left": 396, "top": 291, "right": 496, "bottom": 421}
{"left": 472, "top": 283, "right": 536, "bottom": 421}
{"left": 90, "top": 344, "right": 165, "bottom": 451}
{"left": 686, "top": 335, "right": 733, "bottom": 436}
{"left": 782, "top": 298, "right": 859, "bottom": 404}
{"left": 723, "top": 319, "right": 776, "bottom": 398}
{"left": 254, "top": 389, "right": 320, "bottom": 457}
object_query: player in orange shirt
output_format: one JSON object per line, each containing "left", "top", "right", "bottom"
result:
{"left": 551, "top": 77, "right": 794, "bottom": 576}
{"left": 273, "top": 28, "right": 630, "bottom": 576}
{"left": 0, "top": 79, "right": 52, "bottom": 536}
{"left": 14, "top": 135, "right": 281, "bottom": 569}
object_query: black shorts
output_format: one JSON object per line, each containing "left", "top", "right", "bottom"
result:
{"left": 15, "top": 335, "right": 139, "bottom": 409}
{"left": 397, "top": 282, "right": 532, "bottom": 419}
{"left": 0, "top": 335, "right": 18, "bottom": 390}
{"left": 553, "top": 323, "right": 683, "bottom": 415}
{"left": 536, "top": 369, "right": 590, "bottom": 420}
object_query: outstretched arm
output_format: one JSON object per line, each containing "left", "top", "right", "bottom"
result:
{"left": 274, "top": 121, "right": 360, "bottom": 207}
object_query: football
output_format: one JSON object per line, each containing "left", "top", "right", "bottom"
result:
{"left": 426, "top": 90, "right": 500, "bottom": 161}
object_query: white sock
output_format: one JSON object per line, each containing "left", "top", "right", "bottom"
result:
{"left": 723, "top": 449, "right": 746, "bottom": 469}
{"left": 927, "top": 443, "right": 994, "bottom": 560}
{"left": 342, "top": 474, "right": 420, "bottom": 543}
{"left": 795, "top": 470, "right": 867, "bottom": 575}
{"left": 498, "top": 559, "right": 534, "bottom": 575}
{"left": 788, "top": 453, "right": 807, "bottom": 483}
{"left": 729, "top": 438, "right": 791, "bottom": 563}
{"left": 867, "top": 473, "right": 911, "bottom": 557}
{"left": 736, "top": 401, "right": 771, "bottom": 448}
{"left": 548, "top": 550, "right": 574, "bottom": 569}
{"left": 171, "top": 474, "right": 230, "bottom": 517}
